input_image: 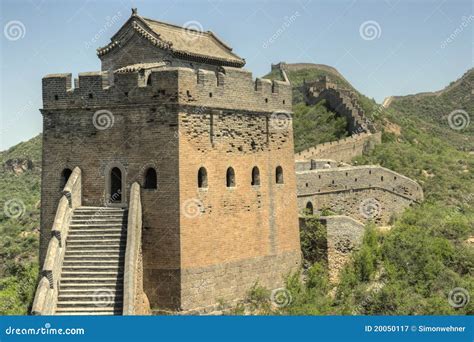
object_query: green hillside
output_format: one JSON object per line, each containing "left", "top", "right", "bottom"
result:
{"left": 0, "top": 135, "right": 42, "bottom": 314}
{"left": 265, "top": 63, "right": 380, "bottom": 151}
{"left": 262, "top": 64, "right": 474, "bottom": 315}
{"left": 0, "top": 64, "right": 472, "bottom": 315}
{"left": 388, "top": 68, "right": 473, "bottom": 151}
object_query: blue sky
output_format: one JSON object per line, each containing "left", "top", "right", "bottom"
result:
{"left": 0, "top": 0, "right": 472, "bottom": 150}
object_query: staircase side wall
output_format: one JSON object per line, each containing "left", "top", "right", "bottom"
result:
{"left": 40, "top": 102, "right": 181, "bottom": 309}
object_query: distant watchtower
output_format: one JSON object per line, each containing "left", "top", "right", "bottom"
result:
{"left": 39, "top": 9, "right": 301, "bottom": 312}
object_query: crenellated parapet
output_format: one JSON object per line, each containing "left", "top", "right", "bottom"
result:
{"left": 295, "top": 132, "right": 382, "bottom": 163}
{"left": 42, "top": 66, "right": 292, "bottom": 114}
{"left": 302, "top": 76, "right": 376, "bottom": 134}
{"left": 297, "top": 165, "right": 423, "bottom": 202}
{"left": 296, "top": 165, "right": 423, "bottom": 225}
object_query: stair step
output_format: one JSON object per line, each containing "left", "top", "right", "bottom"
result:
{"left": 61, "top": 277, "right": 122, "bottom": 284}
{"left": 57, "top": 300, "right": 123, "bottom": 308}
{"left": 59, "top": 283, "right": 123, "bottom": 290}
{"left": 56, "top": 311, "right": 120, "bottom": 315}
{"left": 59, "top": 288, "right": 121, "bottom": 294}
{"left": 75, "top": 206, "right": 125, "bottom": 211}
{"left": 65, "top": 249, "right": 124, "bottom": 255}
{"left": 71, "top": 218, "right": 125, "bottom": 223}
{"left": 69, "top": 229, "right": 124, "bottom": 235}
{"left": 62, "top": 265, "right": 123, "bottom": 272}
{"left": 62, "top": 270, "right": 120, "bottom": 277}
{"left": 67, "top": 234, "right": 125, "bottom": 240}
{"left": 67, "top": 239, "right": 125, "bottom": 245}
{"left": 55, "top": 308, "right": 122, "bottom": 315}
{"left": 58, "top": 293, "right": 123, "bottom": 302}
{"left": 63, "top": 260, "right": 122, "bottom": 265}
{"left": 64, "top": 254, "right": 125, "bottom": 260}
{"left": 69, "top": 224, "right": 126, "bottom": 228}
{"left": 73, "top": 213, "right": 125, "bottom": 217}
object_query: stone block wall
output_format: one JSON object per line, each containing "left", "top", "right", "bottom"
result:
{"left": 42, "top": 66, "right": 292, "bottom": 114}
{"left": 41, "top": 65, "right": 300, "bottom": 312}
{"left": 319, "top": 215, "right": 365, "bottom": 283}
{"left": 294, "top": 132, "right": 382, "bottom": 163}
{"left": 176, "top": 74, "right": 301, "bottom": 310}
{"left": 40, "top": 103, "right": 181, "bottom": 308}
{"left": 296, "top": 166, "right": 423, "bottom": 225}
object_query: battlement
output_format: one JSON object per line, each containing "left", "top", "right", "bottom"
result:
{"left": 295, "top": 132, "right": 381, "bottom": 162}
{"left": 42, "top": 66, "right": 292, "bottom": 113}
{"left": 296, "top": 165, "right": 423, "bottom": 203}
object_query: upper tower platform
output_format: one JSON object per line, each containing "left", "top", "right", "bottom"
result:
{"left": 97, "top": 8, "right": 245, "bottom": 72}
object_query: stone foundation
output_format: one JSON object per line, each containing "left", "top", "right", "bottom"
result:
{"left": 178, "top": 251, "right": 301, "bottom": 313}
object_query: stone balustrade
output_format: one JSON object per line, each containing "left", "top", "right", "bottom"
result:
{"left": 123, "top": 182, "right": 150, "bottom": 315}
{"left": 31, "top": 167, "right": 82, "bottom": 315}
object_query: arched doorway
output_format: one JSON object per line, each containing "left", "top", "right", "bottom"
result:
{"left": 60, "top": 168, "right": 72, "bottom": 189}
{"left": 110, "top": 167, "right": 122, "bottom": 202}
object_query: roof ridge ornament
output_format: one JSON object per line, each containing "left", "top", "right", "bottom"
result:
{"left": 131, "top": 8, "right": 138, "bottom": 16}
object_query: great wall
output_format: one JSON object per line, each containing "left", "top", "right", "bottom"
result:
{"left": 270, "top": 63, "right": 424, "bottom": 282}
{"left": 31, "top": 10, "right": 423, "bottom": 315}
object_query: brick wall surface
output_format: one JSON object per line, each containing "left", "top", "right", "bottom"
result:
{"left": 41, "top": 64, "right": 301, "bottom": 311}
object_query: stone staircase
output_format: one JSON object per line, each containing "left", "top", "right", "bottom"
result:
{"left": 55, "top": 206, "right": 127, "bottom": 315}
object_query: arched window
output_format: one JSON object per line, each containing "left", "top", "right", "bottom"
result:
{"left": 146, "top": 76, "right": 152, "bottom": 86}
{"left": 110, "top": 167, "right": 122, "bottom": 202}
{"left": 198, "top": 167, "right": 208, "bottom": 188}
{"left": 60, "top": 168, "right": 72, "bottom": 189}
{"left": 144, "top": 168, "right": 157, "bottom": 189}
{"left": 251, "top": 166, "right": 260, "bottom": 186}
{"left": 276, "top": 166, "right": 284, "bottom": 184}
{"left": 226, "top": 167, "right": 235, "bottom": 187}
{"left": 306, "top": 201, "right": 314, "bottom": 215}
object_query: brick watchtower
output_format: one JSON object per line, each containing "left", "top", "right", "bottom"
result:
{"left": 39, "top": 9, "right": 301, "bottom": 312}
